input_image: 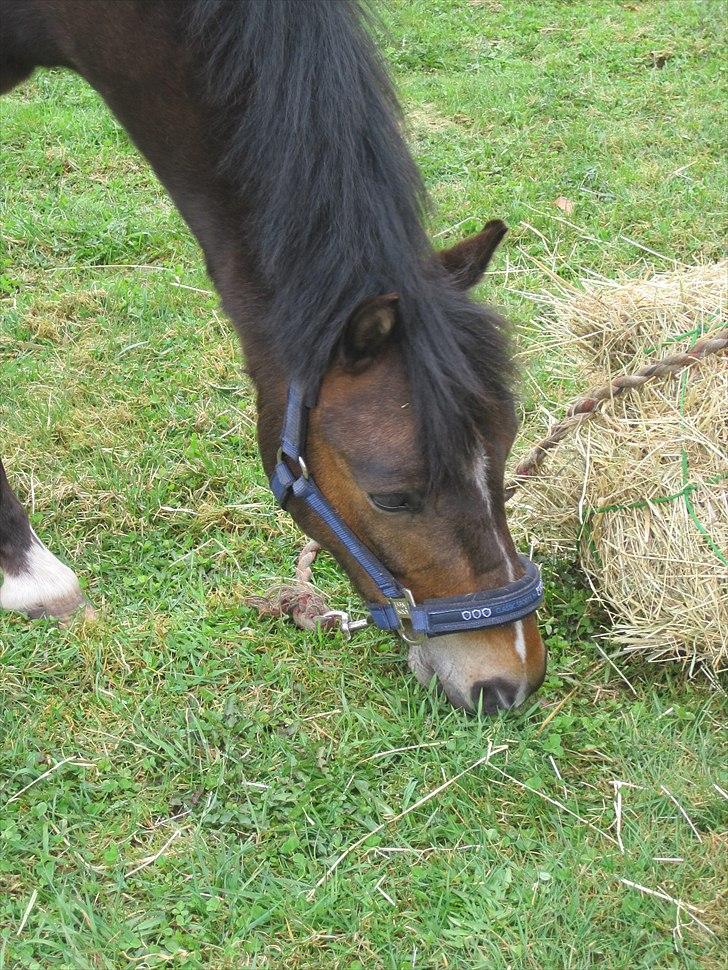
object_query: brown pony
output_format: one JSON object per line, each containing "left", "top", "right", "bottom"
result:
{"left": 0, "top": 0, "right": 545, "bottom": 712}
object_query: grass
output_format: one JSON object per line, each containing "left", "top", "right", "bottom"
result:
{"left": 1, "top": 0, "right": 726, "bottom": 966}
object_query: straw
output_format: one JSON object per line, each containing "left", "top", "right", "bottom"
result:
{"left": 510, "top": 261, "right": 727, "bottom": 676}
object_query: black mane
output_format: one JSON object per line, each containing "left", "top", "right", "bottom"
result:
{"left": 189, "top": 0, "right": 513, "bottom": 485}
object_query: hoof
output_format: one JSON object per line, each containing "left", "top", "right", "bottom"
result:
{"left": 0, "top": 538, "right": 89, "bottom": 621}
{"left": 2, "top": 581, "right": 89, "bottom": 621}
{"left": 59, "top": 601, "right": 97, "bottom": 627}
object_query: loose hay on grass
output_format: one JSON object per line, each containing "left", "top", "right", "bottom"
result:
{"left": 510, "top": 261, "right": 727, "bottom": 676}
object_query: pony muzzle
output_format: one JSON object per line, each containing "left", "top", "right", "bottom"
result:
{"left": 407, "top": 614, "right": 546, "bottom": 714}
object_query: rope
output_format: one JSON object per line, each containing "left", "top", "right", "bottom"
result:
{"left": 248, "top": 328, "right": 727, "bottom": 632}
{"left": 505, "top": 328, "right": 727, "bottom": 501}
{"left": 244, "top": 539, "right": 336, "bottom": 631}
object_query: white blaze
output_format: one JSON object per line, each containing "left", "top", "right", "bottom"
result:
{"left": 472, "top": 447, "right": 492, "bottom": 518}
{"left": 495, "top": 533, "right": 527, "bottom": 664}
{"left": 475, "top": 446, "right": 528, "bottom": 666}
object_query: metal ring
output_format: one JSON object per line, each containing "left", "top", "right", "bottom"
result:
{"left": 397, "top": 626, "right": 427, "bottom": 646}
{"left": 277, "top": 448, "right": 309, "bottom": 480}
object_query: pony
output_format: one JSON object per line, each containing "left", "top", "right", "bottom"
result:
{"left": 0, "top": 0, "right": 546, "bottom": 713}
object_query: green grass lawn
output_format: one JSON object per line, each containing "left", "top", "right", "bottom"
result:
{"left": 1, "top": 1, "right": 726, "bottom": 966}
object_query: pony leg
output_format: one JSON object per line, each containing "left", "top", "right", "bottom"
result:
{"left": 0, "top": 460, "right": 87, "bottom": 620}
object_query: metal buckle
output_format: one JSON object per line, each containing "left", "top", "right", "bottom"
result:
{"left": 388, "top": 588, "right": 426, "bottom": 645}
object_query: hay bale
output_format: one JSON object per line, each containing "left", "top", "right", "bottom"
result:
{"left": 511, "top": 262, "right": 727, "bottom": 676}
{"left": 552, "top": 260, "right": 727, "bottom": 374}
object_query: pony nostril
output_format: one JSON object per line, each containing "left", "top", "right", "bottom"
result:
{"left": 471, "top": 677, "right": 518, "bottom": 715}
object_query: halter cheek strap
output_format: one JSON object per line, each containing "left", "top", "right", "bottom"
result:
{"left": 270, "top": 382, "right": 544, "bottom": 642}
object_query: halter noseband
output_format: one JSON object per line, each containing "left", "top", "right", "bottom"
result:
{"left": 270, "top": 383, "right": 544, "bottom": 643}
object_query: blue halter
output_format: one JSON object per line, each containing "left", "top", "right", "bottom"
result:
{"left": 270, "top": 383, "right": 544, "bottom": 642}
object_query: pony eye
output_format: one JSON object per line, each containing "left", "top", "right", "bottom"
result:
{"left": 369, "top": 492, "right": 421, "bottom": 513}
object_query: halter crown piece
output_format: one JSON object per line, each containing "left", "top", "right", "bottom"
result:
{"left": 270, "top": 383, "right": 544, "bottom": 643}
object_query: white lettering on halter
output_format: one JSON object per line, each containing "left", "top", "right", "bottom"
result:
{"left": 461, "top": 607, "right": 492, "bottom": 621}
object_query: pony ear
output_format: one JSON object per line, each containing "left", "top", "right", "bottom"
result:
{"left": 339, "top": 293, "right": 399, "bottom": 371}
{"left": 437, "top": 219, "right": 508, "bottom": 289}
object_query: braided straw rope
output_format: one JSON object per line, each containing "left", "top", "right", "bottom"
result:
{"left": 244, "top": 539, "right": 334, "bottom": 631}
{"left": 249, "top": 328, "right": 727, "bottom": 632}
{"left": 505, "top": 328, "right": 727, "bottom": 501}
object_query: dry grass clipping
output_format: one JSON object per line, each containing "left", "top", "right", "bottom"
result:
{"left": 511, "top": 261, "right": 727, "bottom": 676}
